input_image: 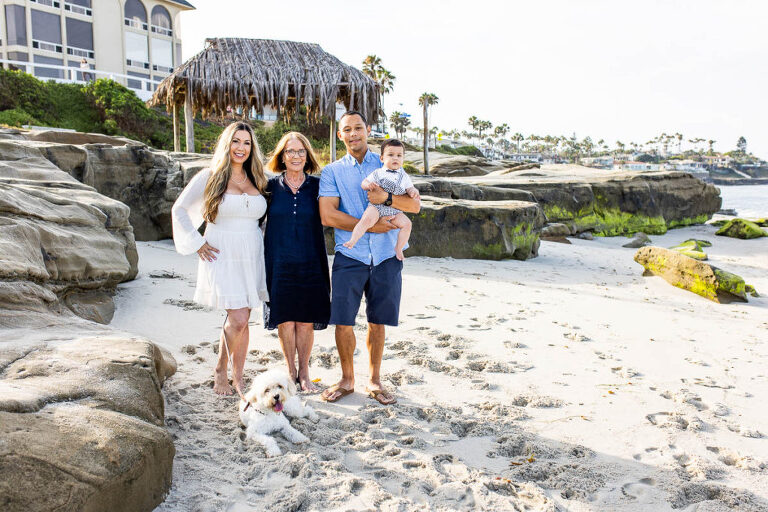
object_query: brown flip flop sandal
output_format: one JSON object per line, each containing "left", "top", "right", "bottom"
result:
{"left": 367, "top": 389, "right": 397, "bottom": 405}
{"left": 320, "top": 384, "right": 354, "bottom": 402}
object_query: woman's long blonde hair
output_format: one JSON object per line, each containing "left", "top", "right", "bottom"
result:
{"left": 203, "top": 122, "right": 267, "bottom": 223}
{"left": 266, "top": 132, "right": 321, "bottom": 174}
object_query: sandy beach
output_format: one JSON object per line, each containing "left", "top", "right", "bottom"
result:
{"left": 111, "top": 223, "right": 768, "bottom": 511}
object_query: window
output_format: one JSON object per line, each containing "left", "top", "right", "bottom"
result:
{"left": 66, "top": 17, "right": 93, "bottom": 53}
{"left": 7, "top": 51, "right": 29, "bottom": 71}
{"left": 127, "top": 70, "right": 149, "bottom": 90}
{"left": 124, "top": 0, "right": 147, "bottom": 29}
{"left": 150, "top": 5, "right": 172, "bottom": 36}
{"left": 34, "top": 54, "right": 64, "bottom": 79}
{"left": 5, "top": 5, "right": 27, "bottom": 46}
{"left": 125, "top": 31, "right": 148, "bottom": 66}
{"left": 32, "top": 9, "right": 62, "bottom": 44}
{"left": 151, "top": 37, "right": 172, "bottom": 71}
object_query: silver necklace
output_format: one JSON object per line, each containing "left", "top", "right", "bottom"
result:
{"left": 285, "top": 172, "right": 304, "bottom": 190}
{"left": 230, "top": 172, "right": 247, "bottom": 185}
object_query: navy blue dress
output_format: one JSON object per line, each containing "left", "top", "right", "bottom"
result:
{"left": 263, "top": 174, "right": 330, "bottom": 330}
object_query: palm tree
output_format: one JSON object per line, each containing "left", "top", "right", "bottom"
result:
{"left": 467, "top": 116, "right": 480, "bottom": 137}
{"left": 389, "top": 111, "right": 410, "bottom": 139}
{"left": 494, "top": 123, "right": 509, "bottom": 140}
{"left": 478, "top": 120, "right": 492, "bottom": 139}
{"left": 418, "top": 92, "right": 439, "bottom": 175}
{"left": 362, "top": 55, "right": 396, "bottom": 132}
{"left": 675, "top": 132, "right": 683, "bottom": 154}
{"left": 512, "top": 132, "right": 524, "bottom": 153}
{"left": 707, "top": 139, "right": 716, "bottom": 155}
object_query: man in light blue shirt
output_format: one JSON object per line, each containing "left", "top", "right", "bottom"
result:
{"left": 319, "top": 111, "right": 420, "bottom": 405}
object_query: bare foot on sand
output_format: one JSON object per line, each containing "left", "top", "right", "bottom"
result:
{"left": 298, "top": 372, "right": 319, "bottom": 393}
{"left": 213, "top": 368, "right": 232, "bottom": 395}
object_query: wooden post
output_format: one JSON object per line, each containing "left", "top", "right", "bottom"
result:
{"left": 172, "top": 103, "right": 180, "bottom": 152}
{"left": 330, "top": 116, "right": 337, "bottom": 162}
{"left": 184, "top": 93, "right": 194, "bottom": 153}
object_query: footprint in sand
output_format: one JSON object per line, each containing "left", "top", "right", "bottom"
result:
{"left": 407, "top": 313, "right": 437, "bottom": 320}
{"left": 621, "top": 478, "right": 657, "bottom": 500}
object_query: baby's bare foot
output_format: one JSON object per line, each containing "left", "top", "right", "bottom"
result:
{"left": 343, "top": 241, "right": 356, "bottom": 249}
{"left": 395, "top": 249, "right": 404, "bottom": 261}
{"left": 213, "top": 369, "right": 232, "bottom": 395}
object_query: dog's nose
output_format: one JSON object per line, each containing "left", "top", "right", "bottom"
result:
{"left": 273, "top": 394, "right": 281, "bottom": 401}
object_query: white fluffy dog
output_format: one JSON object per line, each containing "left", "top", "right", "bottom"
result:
{"left": 239, "top": 369, "right": 319, "bottom": 457}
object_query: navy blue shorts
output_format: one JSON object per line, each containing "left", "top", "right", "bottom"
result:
{"left": 330, "top": 253, "right": 402, "bottom": 326}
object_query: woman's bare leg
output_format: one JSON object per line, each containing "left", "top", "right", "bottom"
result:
{"left": 343, "top": 205, "right": 381, "bottom": 249}
{"left": 278, "top": 321, "right": 298, "bottom": 383}
{"left": 214, "top": 307, "right": 250, "bottom": 395}
{"left": 390, "top": 213, "right": 412, "bottom": 260}
{"left": 295, "top": 322, "right": 317, "bottom": 392}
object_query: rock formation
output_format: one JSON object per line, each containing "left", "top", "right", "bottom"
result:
{"left": 0, "top": 128, "right": 176, "bottom": 511}
{"left": 715, "top": 218, "right": 767, "bottom": 239}
{"left": 634, "top": 246, "right": 755, "bottom": 303}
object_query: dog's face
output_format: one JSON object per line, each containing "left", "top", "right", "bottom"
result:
{"left": 245, "top": 370, "right": 297, "bottom": 413}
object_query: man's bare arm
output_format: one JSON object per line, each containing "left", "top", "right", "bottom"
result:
{"left": 366, "top": 185, "right": 421, "bottom": 213}
{"left": 319, "top": 196, "right": 396, "bottom": 233}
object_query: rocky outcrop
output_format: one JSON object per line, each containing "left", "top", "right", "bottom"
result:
{"left": 409, "top": 198, "right": 545, "bottom": 260}
{"left": 0, "top": 335, "right": 177, "bottom": 512}
{"left": 1, "top": 129, "right": 176, "bottom": 511}
{"left": 457, "top": 165, "right": 722, "bottom": 236}
{"left": 0, "top": 139, "right": 137, "bottom": 325}
{"left": 634, "top": 246, "right": 754, "bottom": 303}
{"left": 715, "top": 218, "right": 767, "bottom": 239}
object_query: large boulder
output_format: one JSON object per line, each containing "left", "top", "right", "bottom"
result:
{"left": 715, "top": 218, "right": 767, "bottom": 239}
{"left": 0, "top": 335, "right": 176, "bottom": 512}
{"left": 457, "top": 165, "right": 721, "bottom": 236}
{"left": 634, "top": 246, "right": 753, "bottom": 303}
{"left": 0, "top": 140, "right": 137, "bottom": 325}
{"left": 407, "top": 197, "right": 545, "bottom": 260}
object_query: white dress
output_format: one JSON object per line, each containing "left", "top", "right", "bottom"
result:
{"left": 171, "top": 169, "right": 269, "bottom": 310}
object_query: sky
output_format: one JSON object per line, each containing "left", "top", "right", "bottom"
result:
{"left": 179, "top": 0, "right": 768, "bottom": 159}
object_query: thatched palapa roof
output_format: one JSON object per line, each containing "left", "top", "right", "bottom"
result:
{"left": 149, "top": 37, "right": 380, "bottom": 123}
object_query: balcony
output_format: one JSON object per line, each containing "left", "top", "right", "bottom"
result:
{"left": 151, "top": 25, "right": 173, "bottom": 37}
{"left": 0, "top": 57, "right": 161, "bottom": 101}
{"left": 152, "top": 64, "right": 173, "bottom": 73}
{"left": 64, "top": 2, "right": 92, "bottom": 16}
{"left": 30, "top": 0, "right": 61, "bottom": 7}
{"left": 32, "top": 39, "right": 63, "bottom": 53}
{"left": 126, "top": 58, "right": 150, "bottom": 70}
{"left": 124, "top": 18, "right": 148, "bottom": 31}
{"left": 67, "top": 45, "right": 94, "bottom": 59}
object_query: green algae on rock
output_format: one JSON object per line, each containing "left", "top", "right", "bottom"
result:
{"left": 634, "top": 246, "right": 752, "bottom": 303}
{"left": 669, "top": 239, "right": 712, "bottom": 261}
{"left": 715, "top": 218, "right": 767, "bottom": 239}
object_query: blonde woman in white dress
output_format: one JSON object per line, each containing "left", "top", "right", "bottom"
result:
{"left": 171, "top": 122, "right": 269, "bottom": 395}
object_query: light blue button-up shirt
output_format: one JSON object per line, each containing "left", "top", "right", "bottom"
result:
{"left": 319, "top": 150, "right": 405, "bottom": 266}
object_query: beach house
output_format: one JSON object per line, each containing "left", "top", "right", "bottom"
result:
{"left": 0, "top": 0, "right": 194, "bottom": 100}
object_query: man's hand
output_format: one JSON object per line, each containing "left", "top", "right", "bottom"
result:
{"left": 366, "top": 183, "right": 388, "bottom": 205}
{"left": 368, "top": 215, "right": 396, "bottom": 233}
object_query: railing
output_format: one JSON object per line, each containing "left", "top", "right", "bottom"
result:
{"left": 66, "top": 45, "right": 94, "bottom": 59}
{"left": 0, "top": 58, "right": 161, "bottom": 101}
{"left": 126, "top": 58, "right": 150, "bottom": 70}
{"left": 124, "top": 18, "right": 148, "bottom": 31}
{"left": 30, "top": 0, "right": 61, "bottom": 7}
{"left": 151, "top": 25, "right": 173, "bottom": 37}
{"left": 32, "top": 39, "right": 63, "bottom": 53}
{"left": 64, "top": 2, "right": 92, "bottom": 16}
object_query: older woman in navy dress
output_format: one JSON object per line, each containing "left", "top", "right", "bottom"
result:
{"left": 264, "top": 132, "right": 330, "bottom": 392}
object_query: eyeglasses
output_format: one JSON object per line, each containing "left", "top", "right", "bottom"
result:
{"left": 284, "top": 149, "right": 306, "bottom": 157}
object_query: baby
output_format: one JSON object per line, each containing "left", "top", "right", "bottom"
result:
{"left": 343, "top": 138, "right": 420, "bottom": 260}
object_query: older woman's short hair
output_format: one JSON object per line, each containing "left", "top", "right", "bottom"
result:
{"left": 266, "top": 132, "right": 321, "bottom": 174}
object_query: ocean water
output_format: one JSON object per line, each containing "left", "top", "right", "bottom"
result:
{"left": 717, "top": 184, "right": 768, "bottom": 218}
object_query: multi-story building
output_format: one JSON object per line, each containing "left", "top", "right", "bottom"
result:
{"left": 0, "top": 0, "right": 194, "bottom": 100}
